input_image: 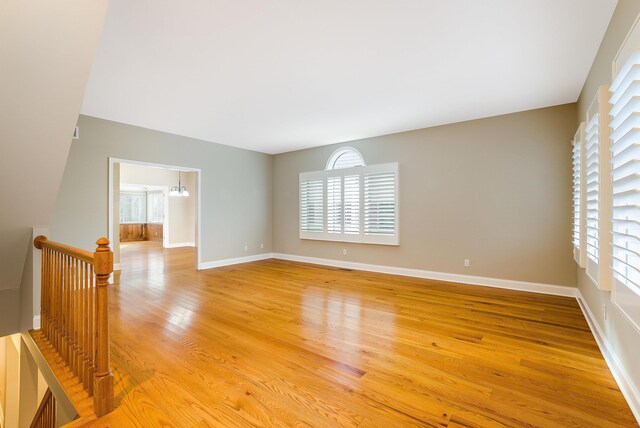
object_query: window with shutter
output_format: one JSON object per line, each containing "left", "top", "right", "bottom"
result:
{"left": 344, "top": 175, "right": 360, "bottom": 235}
{"left": 299, "top": 172, "right": 324, "bottom": 238}
{"left": 584, "top": 86, "right": 613, "bottom": 290}
{"left": 572, "top": 138, "right": 581, "bottom": 252}
{"left": 585, "top": 113, "right": 599, "bottom": 270}
{"left": 364, "top": 170, "right": 397, "bottom": 237}
{"left": 573, "top": 124, "right": 586, "bottom": 267}
{"left": 327, "top": 176, "right": 342, "bottom": 234}
{"left": 299, "top": 148, "right": 398, "bottom": 245}
{"left": 610, "top": 50, "right": 640, "bottom": 332}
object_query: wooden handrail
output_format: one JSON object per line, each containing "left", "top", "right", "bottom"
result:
{"left": 29, "top": 388, "right": 56, "bottom": 428}
{"left": 34, "top": 236, "right": 93, "bottom": 263}
{"left": 34, "top": 236, "right": 114, "bottom": 417}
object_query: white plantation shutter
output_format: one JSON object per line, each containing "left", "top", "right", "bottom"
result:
{"left": 327, "top": 176, "right": 342, "bottom": 234}
{"left": 572, "top": 139, "right": 581, "bottom": 252}
{"left": 300, "top": 172, "right": 324, "bottom": 237}
{"left": 364, "top": 169, "right": 397, "bottom": 239}
{"left": 584, "top": 86, "right": 613, "bottom": 291}
{"left": 610, "top": 50, "right": 640, "bottom": 332}
{"left": 572, "top": 124, "right": 586, "bottom": 267}
{"left": 299, "top": 161, "right": 398, "bottom": 245}
{"left": 585, "top": 113, "right": 600, "bottom": 272}
{"left": 343, "top": 175, "right": 360, "bottom": 234}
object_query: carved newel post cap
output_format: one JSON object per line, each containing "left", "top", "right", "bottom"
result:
{"left": 96, "top": 237, "right": 110, "bottom": 251}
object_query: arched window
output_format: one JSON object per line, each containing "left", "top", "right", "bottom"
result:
{"left": 300, "top": 147, "right": 398, "bottom": 245}
{"left": 326, "top": 147, "right": 365, "bottom": 170}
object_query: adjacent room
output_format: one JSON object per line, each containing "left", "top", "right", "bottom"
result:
{"left": 114, "top": 162, "right": 199, "bottom": 273}
{"left": 2, "top": 0, "right": 640, "bottom": 427}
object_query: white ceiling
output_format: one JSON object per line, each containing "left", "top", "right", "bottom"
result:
{"left": 81, "top": 0, "right": 617, "bottom": 154}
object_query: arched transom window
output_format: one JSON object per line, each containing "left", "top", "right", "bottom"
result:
{"left": 326, "top": 147, "right": 365, "bottom": 170}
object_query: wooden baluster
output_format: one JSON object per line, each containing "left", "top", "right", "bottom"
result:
{"left": 42, "top": 247, "right": 47, "bottom": 333}
{"left": 67, "top": 254, "right": 73, "bottom": 365}
{"left": 54, "top": 251, "right": 60, "bottom": 352}
{"left": 62, "top": 254, "right": 68, "bottom": 364}
{"left": 57, "top": 251, "right": 63, "bottom": 354}
{"left": 54, "top": 250, "right": 59, "bottom": 347}
{"left": 88, "top": 265, "right": 95, "bottom": 395}
{"left": 44, "top": 247, "right": 49, "bottom": 334}
{"left": 71, "top": 257, "right": 78, "bottom": 376}
{"left": 93, "top": 238, "right": 114, "bottom": 416}
{"left": 82, "top": 261, "right": 90, "bottom": 392}
{"left": 68, "top": 256, "right": 73, "bottom": 372}
{"left": 76, "top": 258, "right": 82, "bottom": 378}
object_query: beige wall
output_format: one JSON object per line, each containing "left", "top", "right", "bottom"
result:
{"left": 0, "top": 0, "right": 108, "bottom": 335}
{"left": 51, "top": 115, "right": 272, "bottom": 265}
{"left": 575, "top": 0, "right": 640, "bottom": 403}
{"left": 120, "top": 163, "right": 197, "bottom": 246}
{"left": 274, "top": 103, "right": 577, "bottom": 287}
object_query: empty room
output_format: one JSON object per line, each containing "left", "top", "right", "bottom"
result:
{"left": 2, "top": 0, "right": 640, "bottom": 427}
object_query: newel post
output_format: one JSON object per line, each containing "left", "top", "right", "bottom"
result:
{"left": 93, "top": 237, "right": 114, "bottom": 416}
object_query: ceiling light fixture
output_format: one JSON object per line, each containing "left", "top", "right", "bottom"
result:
{"left": 170, "top": 171, "right": 189, "bottom": 197}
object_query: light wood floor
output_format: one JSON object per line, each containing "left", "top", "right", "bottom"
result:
{"left": 81, "top": 242, "right": 637, "bottom": 426}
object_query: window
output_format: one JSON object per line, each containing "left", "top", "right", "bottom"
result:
{"left": 300, "top": 173, "right": 324, "bottom": 234}
{"left": 610, "top": 50, "right": 640, "bottom": 331}
{"left": 572, "top": 124, "right": 586, "bottom": 267}
{"left": 584, "top": 86, "right": 613, "bottom": 290}
{"left": 300, "top": 148, "right": 399, "bottom": 245}
{"left": 119, "top": 190, "right": 165, "bottom": 224}
{"left": 120, "top": 192, "right": 146, "bottom": 223}
{"left": 585, "top": 110, "right": 599, "bottom": 274}
{"left": 326, "top": 147, "right": 365, "bottom": 170}
{"left": 146, "top": 191, "right": 164, "bottom": 223}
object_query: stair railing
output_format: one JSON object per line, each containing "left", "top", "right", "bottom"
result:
{"left": 33, "top": 236, "right": 114, "bottom": 417}
{"left": 29, "top": 388, "right": 56, "bottom": 428}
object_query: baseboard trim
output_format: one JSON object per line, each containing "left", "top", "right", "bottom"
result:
{"left": 33, "top": 315, "right": 41, "bottom": 330}
{"left": 272, "top": 253, "right": 576, "bottom": 297}
{"left": 164, "top": 242, "right": 196, "bottom": 249}
{"left": 576, "top": 291, "right": 640, "bottom": 423}
{"left": 198, "top": 253, "right": 274, "bottom": 270}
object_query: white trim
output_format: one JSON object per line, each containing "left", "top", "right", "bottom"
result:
{"left": 114, "top": 263, "right": 121, "bottom": 271}
{"left": 164, "top": 242, "right": 196, "bottom": 248}
{"left": 32, "top": 315, "right": 41, "bottom": 330}
{"left": 271, "top": 253, "right": 576, "bottom": 297}
{"left": 198, "top": 253, "right": 274, "bottom": 270}
{"left": 612, "top": 11, "right": 640, "bottom": 78}
{"left": 576, "top": 290, "right": 640, "bottom": 423}
{"left": 108, "top": 157, "right": 202, "bottom": 270}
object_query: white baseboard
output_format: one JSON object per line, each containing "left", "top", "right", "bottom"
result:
{"left": 33, "top": 315, "right": 41, "bottom": 330}
{"left": 198, "top": 253, "right": 274, "bottom": 270}
{"left": 272, "top": 253, "right": 576, "bottom": 297}
{"left": 576, "top": 290, "right": 640, "bottom": 423}
{"left": 164, "top": 242, "right": 196, "bottom": 249}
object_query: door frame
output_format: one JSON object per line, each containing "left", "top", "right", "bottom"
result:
{"left": 108, "top": 157, "right": 202, "bottom": 269}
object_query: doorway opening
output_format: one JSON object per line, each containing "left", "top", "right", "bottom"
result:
{"left": 108, "top": 158, "right": 201, "bottom": 274}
